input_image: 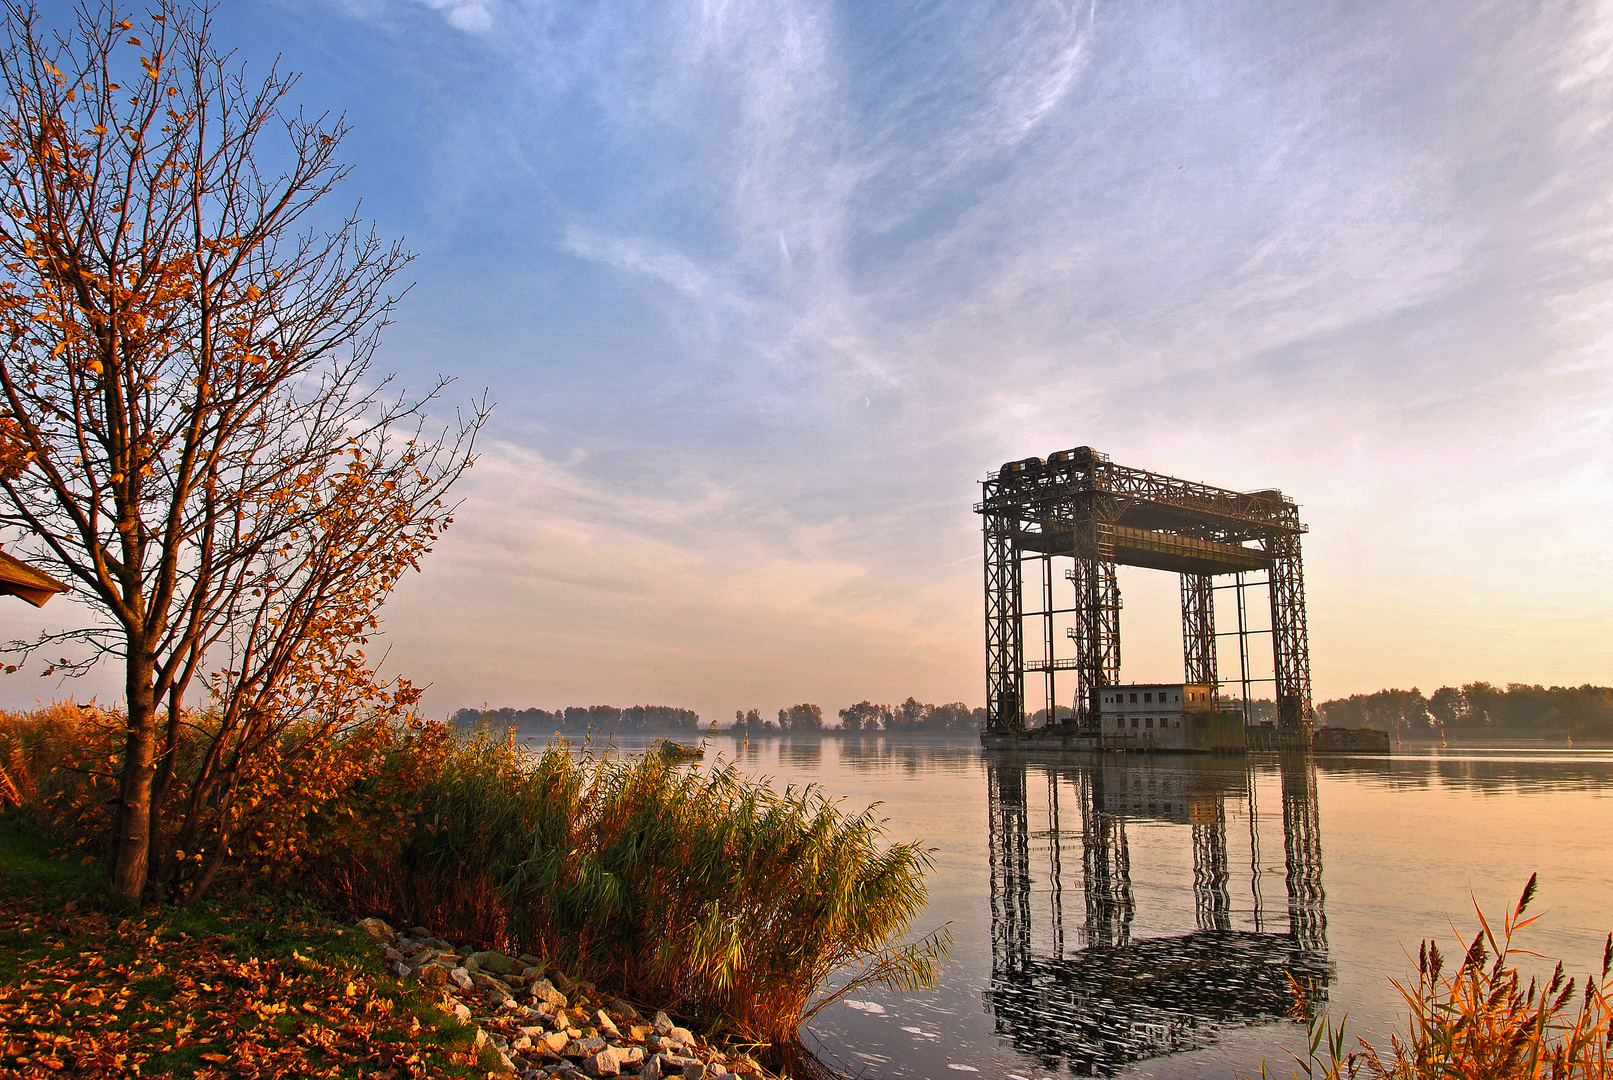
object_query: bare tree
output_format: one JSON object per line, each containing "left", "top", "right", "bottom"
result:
{"left": 0, "top": 0, "right": 486, "bottom": 901}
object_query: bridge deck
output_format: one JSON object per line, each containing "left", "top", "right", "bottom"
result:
{"left": 1017, "top": 524, "right": 1272, "bottom": 575}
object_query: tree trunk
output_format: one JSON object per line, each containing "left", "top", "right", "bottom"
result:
{"left": 111, "top": 651, "right": 157, "bottom": 902}
{"left": 150, "top": 685, "right": 190, "bottom": 892}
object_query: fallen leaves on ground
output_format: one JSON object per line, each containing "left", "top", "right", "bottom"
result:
{"left": 0, "top": 896, "right": 487, "bottom": 1078}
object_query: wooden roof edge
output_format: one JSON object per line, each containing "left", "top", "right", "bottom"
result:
{"left": 0, "top": 546, "right": 69, "bottom": 607}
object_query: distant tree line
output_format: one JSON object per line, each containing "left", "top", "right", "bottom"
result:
{"left": 452, "top": 705, "right": 703, "bottom": 733}
{"left": 728, "top": 704, "right": 830, "bottom": 734}
{"left": 1317, "top": 683, "right": 1613, "bottom": 737}
{"left": 834, "top": 698, "right": 984, "bottom": 732}
{"left": 723, "top": 699, "right": 986, "bottom": 733}
{"left": 454, "top": 684, "right": 1612, "bottom": 739}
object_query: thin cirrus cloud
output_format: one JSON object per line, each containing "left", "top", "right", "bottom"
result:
{"left": 4, "top": 0, "right": 1608, "bottom": 720}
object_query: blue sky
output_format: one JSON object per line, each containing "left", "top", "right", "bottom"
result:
{"left": 7, "top": 0, "right": 1611, "bottom": 721}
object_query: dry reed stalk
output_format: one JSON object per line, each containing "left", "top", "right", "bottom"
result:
{"left": 1271, "top": 875, "right": 1612, "bottom": 1080}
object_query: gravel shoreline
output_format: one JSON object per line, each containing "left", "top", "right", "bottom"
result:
{"left": 354, "top": 917, "right": 777, "bottom": 1080}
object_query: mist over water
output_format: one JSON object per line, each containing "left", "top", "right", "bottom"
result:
{"left": 571, "top": 733, "right": 1613, "bottom": 1079}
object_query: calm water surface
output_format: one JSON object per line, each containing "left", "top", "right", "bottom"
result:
{"left": 588, "top": 734, "right": 1613, "bottom": 1079}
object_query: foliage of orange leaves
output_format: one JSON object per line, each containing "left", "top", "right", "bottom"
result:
{"left": 0, "top": 705, "right": 436, "bottom": 905}
{"left": 0, "top": 0, "right": 484, "bottom": 903}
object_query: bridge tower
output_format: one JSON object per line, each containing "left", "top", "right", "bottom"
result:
{"left": 976, "top": 446, "right": 1312, "bottom": 734}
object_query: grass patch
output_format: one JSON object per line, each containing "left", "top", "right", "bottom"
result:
{"left": 0, "top": 810, "right": 494, "bottom": 1078}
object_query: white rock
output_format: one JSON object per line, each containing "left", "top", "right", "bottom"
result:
{"left": 532, "top": 977, "right": 569, "bottom": 1009}
{"left": 451, "top": 967, "right": 475, "bottom": 991}
{"left": 584, "top": 1048, "right": 622, "bottom": 1077}
{"left": 355, "top": 917, "right": 395, "bottom": 944}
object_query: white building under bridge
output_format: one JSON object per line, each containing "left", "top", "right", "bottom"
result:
{"left": 1097, "top": 682, "right": 1237, "bottom": 751}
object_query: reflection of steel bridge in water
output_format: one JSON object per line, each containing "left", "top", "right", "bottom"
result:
{"left": 975, "top": 446, "right": 1313, "bottom": 734}
{"left": 986, "top": 754, "right": 1329, "bottom": 1076}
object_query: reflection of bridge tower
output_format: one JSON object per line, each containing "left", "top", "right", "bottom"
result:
{"left": 988, "top": 764, "right": 1032, "bottom": 974}
{"left": 1192, "top": 801, "right": 1231, "bottom": 931}
{"left": 1077, "top": 768, "right": 1134, "bottom": 948}
{"left": 985, "top": 755, "right": 1331, "bottom": 1075}
{"left": 1280, "top": 753, "right": 1326, "bottom": 952}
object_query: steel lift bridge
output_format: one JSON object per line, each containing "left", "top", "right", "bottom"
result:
{"left": 974, "top": 446, "right": 1313, "bottom": 735}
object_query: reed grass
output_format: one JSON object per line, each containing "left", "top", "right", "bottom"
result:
{"left": 318, "top": 727, "right": 947, "bottom": 1051}
{"left": 1273, "top": 874, "right": 1611, "bottom": 1080}
{"left": 2, "top": 705, "right": 947, "bottom": 1056}
{"left": 0, "top": 702, "right": 123, "bottom": 842}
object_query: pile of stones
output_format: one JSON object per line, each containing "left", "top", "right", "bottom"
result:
{"left": 353, "top": 917, "right": 771, "bottom": 1080}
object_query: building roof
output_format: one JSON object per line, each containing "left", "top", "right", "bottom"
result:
{"left": 0, "top": 547, "right": 69, "bottom": 607}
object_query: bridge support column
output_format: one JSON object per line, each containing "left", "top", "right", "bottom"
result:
{"left": 1071, "top": 496, "right": 1121, "bottom": 730}
{"left": 983, "top": 512, "right": 1024, "bottom": 733}
{"left": 1180, "top": 572, "right": 1217, "bottom": 694}
{"left": 1041, "top": 554, "right": 1056, "bottom": 726}
{"left": 1268, "top": 534, "right": 1313, "bottom": 729}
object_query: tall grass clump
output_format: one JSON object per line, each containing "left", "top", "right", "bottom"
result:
{"left": 0, "top": 702, "right": 123, "bottom": 832}
{"left": 312, "top": 726, "right": 948, "bottom": 1051}
{"left": 1273, "top": 874, "right": 1611, "bottom": 1080}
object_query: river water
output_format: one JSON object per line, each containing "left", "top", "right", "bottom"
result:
{"left": 598, "top": 734, "right": 1613, "bottom": 1080}
{"left": 635, "top": 735, "right": 1606, "bottom": 1080}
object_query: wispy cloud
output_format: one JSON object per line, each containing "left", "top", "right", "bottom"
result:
{"left": 10, "top": 0, "right": 1610, "bottom": 718}
{"left": 328, "top": 0, "right": 1613, "bottom": 711}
